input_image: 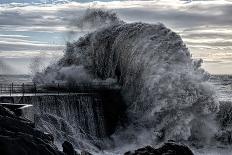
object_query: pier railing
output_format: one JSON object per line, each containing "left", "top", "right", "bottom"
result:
{"left": 0, "top": 82, "right": 120, "bottom": 96}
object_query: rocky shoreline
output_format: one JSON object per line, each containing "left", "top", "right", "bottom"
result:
{"left": 0, "top": 105, "right": 63, "bottom": 155}
{"left": 0, "top": 105, "right": 194, "bottom": 155}
{"left": 124, "top": 142, "right": 194, "bottom": 155}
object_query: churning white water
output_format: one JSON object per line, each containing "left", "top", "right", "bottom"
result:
{"left": 21, "top": 94, "right": 106, "bottom": 152}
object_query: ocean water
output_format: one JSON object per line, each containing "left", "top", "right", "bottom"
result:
{"left": 0, "top": 74, "right": 32, "bottom": 84}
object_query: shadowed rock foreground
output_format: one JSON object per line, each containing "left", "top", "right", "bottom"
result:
{"left": 0, "top": 105, "right": 63, "bottom": 155}
{"left": 0, "top": 104, "right": 93, "bottom": 155}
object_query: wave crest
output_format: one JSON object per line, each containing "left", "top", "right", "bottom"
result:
{"left": 34, "top": 12, "right": 219, "bottom": 151}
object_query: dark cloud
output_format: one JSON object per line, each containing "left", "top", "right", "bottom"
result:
{"left": 0, "top": 41, "right": 64, "bottom": 52}
{"left": 0, "top": 0, "right": 115, "bottom": 4}
{"left": 116, "top": 4, "right": 232, "bottom": 28}
{"left": 0, "top": 2, "right": 231, "bottom": 30}
{"left": 0, "top": 11, "right": 48, "bottom": 26}
{"left": 0, "top": 9, "right": 66, "bottom": 27}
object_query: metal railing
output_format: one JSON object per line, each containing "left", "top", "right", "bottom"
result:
{"left": 0, "top": 82, "right": 121, "bottom": 96}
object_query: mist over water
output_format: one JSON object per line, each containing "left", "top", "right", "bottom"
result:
{"left": 33, "top": 9, "right": 226, "bottom": 154}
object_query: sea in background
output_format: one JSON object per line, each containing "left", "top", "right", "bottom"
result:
{"left": 0, "top": 74, "right": 232, "bottom": 102}
{"left": 0, "top": 74, "right": 32, "bottom": 84}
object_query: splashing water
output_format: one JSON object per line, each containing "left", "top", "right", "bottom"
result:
{"left": 72, "top": 9, "right": 123, "bottom": 31}
{"left": 22, "top": 95, "right": 106, "bottom": 153}
{"left": 34, "top": 10, "right": 221, "bottom": 153}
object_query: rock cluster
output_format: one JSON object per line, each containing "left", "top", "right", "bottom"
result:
{"left": 0, "top": 105, "right": 62, "bottom": 155}
{"left": 124, "top": 142, "right": 194, "bottom": 155}
{"left": 0, "top": 105, "right": 94, "bottom": 155}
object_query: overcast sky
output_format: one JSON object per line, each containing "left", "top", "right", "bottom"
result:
{"left": 0, "top": 0, "right": 231, "bottom": 74}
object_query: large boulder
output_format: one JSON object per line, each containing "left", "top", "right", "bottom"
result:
{"left": 62, "top": 141, "right": 78, "bottom": 155}
{"left": 61, "top": 141, "right": 93, "bottom": 155}
{"left": 124, "top": 142, "right": 194, "bottom": 155}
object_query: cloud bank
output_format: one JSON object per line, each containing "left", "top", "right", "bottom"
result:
{"left": 0, "top": 0, "right": 231, "bottom": 74}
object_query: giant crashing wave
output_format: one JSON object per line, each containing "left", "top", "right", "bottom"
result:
{"left": 34, "top": 15, "right": 220, "bottom": 152}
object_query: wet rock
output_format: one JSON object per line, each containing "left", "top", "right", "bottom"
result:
{"left": 0, "top": 104, "right": 15, "bottom": 117}
{"left": 124, "top": 142, "right": 194, "bottom": 155}
{"left": 62, "top": 141, "right": 77, "bottom": 155}
{"left": 61, "top": 141, "right": 93, "bottom": 155}
{"left": 124, "top": 146, "right": 155, "bottom": 155}
{"left": 156, "top": 142, "right": 194, "bottom": 155}
{"left": 0, "top": 105, "right": 63, "bottom": 155}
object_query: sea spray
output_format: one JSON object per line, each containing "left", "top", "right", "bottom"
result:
{"left": 71, "top": 9, "right": 123, "bottom": 31}
{"left": 66, "top": 9, "right": 124, "bottom": 41}
{"left": 22, "top": 95, "right": 106, "bottom": 152}
{"left": 34, "top": 9, "right": 219, "bottom": 152}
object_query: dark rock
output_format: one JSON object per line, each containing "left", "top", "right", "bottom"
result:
{"left": 14, "top": 108, "right": 23, "bottom": 116}
{"left": 34, "top": 129, "right": 54, "bottom": 143}
{"left": 124, "top": 142, "right": 194, "bottom": 155}
{"left": 0, "top": 104, "right": 15, "bottom": 117}
{"left": 0, "top": 105, "right": 63, "bottom": 155}
{"left": 156, "top": 142, "right": 194, "bottom": 155}
{"left": 62, "top": 141, "right": 77, "bottom": 155}
{"left": 80, "top": 150, "right": 93, "bottom": 155}
{"left": 0, "top": 134, "right": 62, "bottom": 155}
{"left": 124, "top": 146, "right": 155, "bottom": 155}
